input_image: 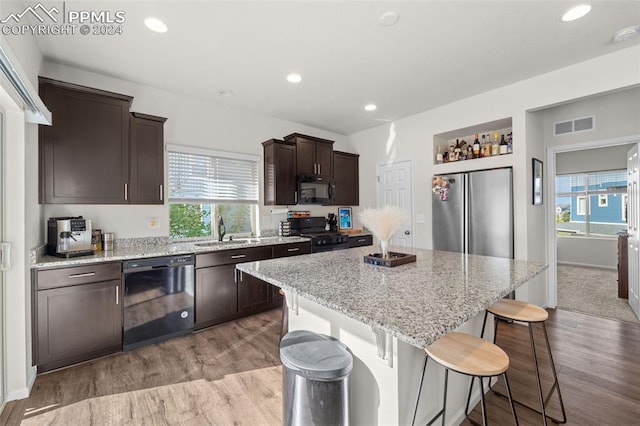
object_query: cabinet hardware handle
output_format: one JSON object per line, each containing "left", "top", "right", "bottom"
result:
{"left": 287, "top": 248, "right": 300, "bottom": 252}
{"left": 234, "top": 269, "right": 237, "bottom": 283}
{"left": 294, "top": 191, "right": 297, "bottom": 203}
{"left": 124, "top": 183, "right": 128, "bottom": 201}
{"left": 115, "top": 285, "right": 119, "bottom": 305}
{"left": 357, "top": 239, "right": 365, "bottom": 242}
{"left": 69, "top": 272, "right": 96, "bottom": 278}
{"left": 318, "top": 164, "right": 321, "bottom": 175}
{"left": 231, "top": 254, "right": 246, "bottom": 259}
{"left": 159, "top": 184, "right": 163, "bottom": 201}
{"left": 239, "top": 271, "right": 243, "bottom": 282}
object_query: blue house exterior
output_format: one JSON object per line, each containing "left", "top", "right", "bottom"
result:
{"left": 570, "top": 178, "right": 626, "bottom": 224}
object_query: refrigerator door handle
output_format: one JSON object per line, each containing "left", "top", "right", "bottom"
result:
{"left": 463, "top": 174, "right": 469, "bottom": 255}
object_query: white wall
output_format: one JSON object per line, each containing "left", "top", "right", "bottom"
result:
{"left": 1, "top": 29, "right": 44, "bottom": 399}
{"left": 349, "top": 45, "right": 640, "bottom": 306}
{"left": 40, "top": 62, "right": 354, "bottom": 238}
{"left": 544, "top": 87, "right": 640, "bottom": 269}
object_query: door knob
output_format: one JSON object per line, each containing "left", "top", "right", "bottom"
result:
{"left": 404, "top": 230, "right": 411, "bottom": 235}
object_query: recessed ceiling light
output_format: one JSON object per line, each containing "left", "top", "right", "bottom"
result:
{"left": 613, "top": 26, "right": 640, "bottom": 42}
{"left": 364, "top": 104, "right": 377, "bottom": 112}
{"left": 379, "top": 11, "right": 399, "bottom": 26}
{"left": 218, "top": 90, "right": 234, "bottom": 97}
{"left": 144, "top": 17, "right": 168, "bottom": 33}
{"left": 287, "top": 73, "right": 302, "bottom": 83}
{"left": 561, "top": 5, "right": 591, "bottom": 22}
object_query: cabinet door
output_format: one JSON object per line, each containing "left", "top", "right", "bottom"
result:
{"left": 195, "top": 264, "right": 238, "bottom": 328}
{"left": 296, "top": 138, "right": 316, "bottom": 175}
{"left": 315, "top": 141, "right": 334, "bottom": 177}
{"left": 129, "top": 113, "right": 166, "bottom": 204}
{"left": 263, "top": 140, "right": 297, "bottom": 206}
{"left": 39, "top": 80, "right": 132, "bottom": 204}
{"left": 237, "top": 271, "right": 272, "bottom": 314}
{"left": 349, "top": 234, "right": 372, "bottom": 248}
{"left": 37, "top": 279, "right": 122, "bottom": 372}
{"left": 333, "top": 151, "right": 359, "bottom": 205}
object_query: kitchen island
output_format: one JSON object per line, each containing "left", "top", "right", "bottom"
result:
{"left": 236, "top": 246, "right": 547, "bottom": 425}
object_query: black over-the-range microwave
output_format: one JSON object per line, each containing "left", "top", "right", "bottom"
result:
{"left": 297, "top": 174, "right": 336, "bottom": 205}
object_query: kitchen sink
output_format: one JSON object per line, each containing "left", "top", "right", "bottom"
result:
{"left": 194, "top": 238, "right": 269, "bottom": 247}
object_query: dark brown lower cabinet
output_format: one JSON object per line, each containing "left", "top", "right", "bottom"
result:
{"left": 195, "top": 264, "right": 239, "bottom": 327}
{"left": 36, "top": 279, "right": 122, "bottom": 372}
{"left": 238, "top": 271, "right": 272, "bottom": 314}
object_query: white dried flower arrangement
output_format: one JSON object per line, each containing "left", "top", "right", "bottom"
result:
{"left": 359, "top": 205, "right": 410, "bottom": 258}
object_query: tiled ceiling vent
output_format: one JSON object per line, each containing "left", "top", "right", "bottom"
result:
{"left": 553, "top": 116, "right": 595, "bottom": 136}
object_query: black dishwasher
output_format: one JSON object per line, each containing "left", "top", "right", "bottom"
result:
{"left": 123, "top": 254, "right": 195, "bottom": 350}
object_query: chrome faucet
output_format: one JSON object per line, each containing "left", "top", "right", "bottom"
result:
{"left": 218, "top": 216, "right": 226, "bottom": 242}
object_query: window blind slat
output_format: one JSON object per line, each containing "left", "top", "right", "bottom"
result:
{"left": 168, "top": 151, "right": 259, "bottom": 202}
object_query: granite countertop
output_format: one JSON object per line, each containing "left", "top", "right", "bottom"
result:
{"left": 32, "top": 236, "right": 310, "bottom": 269}
{"left": 236, "top": 246, "right": 548, "bottom": 348}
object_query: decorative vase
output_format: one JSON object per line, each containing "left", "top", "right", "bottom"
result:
{"left": 380, "top": 240, "right": 390, "bottom": 259}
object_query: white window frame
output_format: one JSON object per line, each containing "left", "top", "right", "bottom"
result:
{"left": 576, "top": 196, "right": 587, "bottom": 215}
{"left": 598, "top": 194, "right": 608, "bottom": 207}
{"left": 167, "top": 144, "right": 260, "bottom": 240}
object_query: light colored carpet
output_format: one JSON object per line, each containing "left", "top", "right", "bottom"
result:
{"left": 557, "top": 264, "right": 639, "bottom": 323}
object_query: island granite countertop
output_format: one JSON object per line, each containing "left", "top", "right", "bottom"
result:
{"left": 236, "top": 246, "right": 548, "bottom": 348}
{"left": 32, "top": 236, "right": 310, "bottom": 269}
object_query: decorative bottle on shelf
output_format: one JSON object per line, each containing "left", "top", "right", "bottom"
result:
{"left": 499, "top": 134, "right": 508, "bottom": 155}
{"left": 492, "top": 132, "right": 499, "bottom": 156}
{"left": 483, "top": 134, "right": 492, "bottom": 157}
{"left": 436, "top": 145, "right": 443, "bottom": 164}
{"left": 507, "top": 132, "right": 513, "bottom": 154}
{"left": 480, "top": 134, "right": 486, "bottom": 158}
{"left": 472, "top": 133, "right": 480, "bottom": 159}
{"left": 454, "top": 139, "right": 461, "bottom": 161}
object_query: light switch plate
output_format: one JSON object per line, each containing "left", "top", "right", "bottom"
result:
{"left": 416, "top": 214, "right": 425, "bottom": 224}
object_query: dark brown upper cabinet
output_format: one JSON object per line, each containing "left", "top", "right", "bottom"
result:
{"left": 262, "top": 139, "right": 297, "bottom": 205}
{"left": 39, "top": 78, "right": 133, "bottom": 204}
{"left": 284, "top": 133, "right": 334, "bottom": 177}
{"left": 129, "top": 113, "right": 167, "bottom": 204}
{"left": 39, "top": 78, "right": 166, "bottom": 205}
{"left": 333, "top": 151, "right": 359, "bottom": 206}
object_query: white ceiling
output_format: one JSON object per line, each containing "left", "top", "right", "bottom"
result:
{"left": 20, "top": 1, "right": 640, "bottom": 135}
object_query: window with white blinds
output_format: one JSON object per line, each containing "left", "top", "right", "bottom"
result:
{"left": 168, "top": 149, "right": 259, "bottom": 203}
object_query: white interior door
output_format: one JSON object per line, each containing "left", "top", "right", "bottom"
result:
{"left": 627, "top": 146, "right": 640, "bottom": 318}
{"left": 376, "top": 160, "right": 413, "bottom": 248}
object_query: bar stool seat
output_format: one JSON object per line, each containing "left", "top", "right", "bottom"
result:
{"left": 412, "top": 332, "right": 518, "bottom": 426}
{"left": 480, "top": 299, "right": 566, "bottom": 425}
{"left": 487, "top": 299, "right": 548, "bottom": 323}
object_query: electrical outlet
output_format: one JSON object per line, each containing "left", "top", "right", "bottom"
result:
{"left": 416, "top": 214, "right": 425, "bottom": 224}
{"left": 148, "top": 217, "right": 159, "bottom": 229}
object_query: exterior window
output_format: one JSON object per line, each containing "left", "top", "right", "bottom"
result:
{"left": 168, "top": 147, "right": 259, "bottom": 239}
{"left": 576, "top": 196, "right": 587, "bottom": 215}
{"left": 598, "top": 194, "right": 608, "bottom": 207}
{"left": 556, "top": 170, "right": 627, "bottom": 237}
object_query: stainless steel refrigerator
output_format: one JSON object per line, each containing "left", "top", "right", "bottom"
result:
{"left": 432, "top": 168, "right": 513, "bottom": 258}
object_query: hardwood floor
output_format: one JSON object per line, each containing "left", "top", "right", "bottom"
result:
{"left": 463, "top": 308, "right": 640, "bottom": 425}
{"left": 1, "top": 310, "right": 284, "bottom": 425}
{"left": 1, "top": 308, "right": 638, "bottom": 425}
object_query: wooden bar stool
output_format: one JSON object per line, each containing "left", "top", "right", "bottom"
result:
{"left": 478, "top": 299, "right": 566, "bottom": 425}
{"left": 411, "top": 332, "right": 518, "bottom": 426}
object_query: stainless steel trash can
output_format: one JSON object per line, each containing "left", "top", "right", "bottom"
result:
{"left": 280, "top": 330, "right": 353, "bottom": 426}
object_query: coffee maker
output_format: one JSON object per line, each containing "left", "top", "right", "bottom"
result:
{"left": 47, "top": 216, "right": 95, "bottom": 258}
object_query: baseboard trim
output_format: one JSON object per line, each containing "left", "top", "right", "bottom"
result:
{"left": 557, "top": 261, "right": 616, "bottom": 270}
{"left": 6, "top": 365, "right": 37, "bottom": 401}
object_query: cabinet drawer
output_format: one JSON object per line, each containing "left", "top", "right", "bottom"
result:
{"left": 349, "top": 234, "right": 373, "bottom": 248}
{"left": 196, "top": 246, "right": 273, "bottom": 268}
{"left": 37, "top": 262, "right": 122, "bottom": 290}
{"left": 273, "top": 242, "right": 311, "bottom": 258}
